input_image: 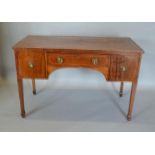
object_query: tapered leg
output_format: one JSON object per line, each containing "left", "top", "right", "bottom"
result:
{"left": 32, "top": 79, "right": 36, "bottom": 95}
{"left": 127, "top": 81, "right": 138, "bottom": 121}
{"left": 17, "top": 78, "right": 25, "bottom": 118}
{"left": 119, "top": 82, "right": 124, "bottom": 97}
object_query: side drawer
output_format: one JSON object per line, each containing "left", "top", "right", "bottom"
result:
{"left": 109, "top": 55, "right": 139, "bottom": 81}
{"left": 16, "top": 49, "right": 46, "bottom": 78}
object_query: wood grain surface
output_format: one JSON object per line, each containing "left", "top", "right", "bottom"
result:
{"left": 13, "top": 35, "right": 144, "bottom": 54}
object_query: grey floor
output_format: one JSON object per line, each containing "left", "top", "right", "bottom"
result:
{"left": 0, "top": 74, "right": 155, "bottom": 131}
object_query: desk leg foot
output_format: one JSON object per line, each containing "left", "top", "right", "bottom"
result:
{"left": 21, "top": 112, "right": 26, "bottom": 118}
{"left": 119, "top": 93, "right": 123, "bottom": 97}
{"left": 119, "top": 82, "right": 124, "bottom": 97}
{"left": 127, "top": 115, "right": 131, "bottom": 121}
{"left": 33, "top": 90, "right": 36, "bottom": 95}
{"left": 32, "top": 79, "right": 36, "bottom": 95}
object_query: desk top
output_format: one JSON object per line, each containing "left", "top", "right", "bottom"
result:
{"left": 13, "top": 35, "right": 144, "bottom": 54}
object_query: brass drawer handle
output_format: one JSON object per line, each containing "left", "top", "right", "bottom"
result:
{"left": 92, "top": 58, "right": 98, "bottom": 65}
{"left": 120, "top": 66, "right": 127, "bottom": 72}
{"left": 56, "top": 56, "right": 64, "bottom": 64}
{"left": 28, "top": 62, "right": 35, "bottom": 69}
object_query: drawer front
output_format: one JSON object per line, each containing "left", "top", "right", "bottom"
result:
{"left": 17, "top": 49, "right": 46, "bottom": 78}
{"left": 109, "top": 55, "right": 139, "bottom": 81}
{"left": 47, "top": 53, "right": 110, "bottom": 67}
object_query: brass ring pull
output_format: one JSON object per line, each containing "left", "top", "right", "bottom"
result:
{"left": 120, "top": 66, "right": 127, "bottom": 72}
{"left": 92, "top": 58, "right": 98, "bottom": 65}
{"left": 28, "top": 62, "right": 35, "bottom": 69}
{"left": 56, "top": 56, "right": 64, "bottom": 64}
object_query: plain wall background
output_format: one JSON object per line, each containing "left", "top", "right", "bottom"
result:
{"left": 0, "top": 22, "right": 155, "bottom": 88}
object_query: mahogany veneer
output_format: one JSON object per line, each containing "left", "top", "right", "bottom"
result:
{"left": 13, "top": 36, "right": 144, "bottom": 121}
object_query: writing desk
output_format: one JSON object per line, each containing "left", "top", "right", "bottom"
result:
{"left": 13, "top": 36, "right": 144, "bottom": 120}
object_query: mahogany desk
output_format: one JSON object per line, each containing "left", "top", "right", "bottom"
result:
{"left": 13, "top": 36, "right": 144, "bottom": 120}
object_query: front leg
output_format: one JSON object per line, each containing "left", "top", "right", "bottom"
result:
{"left": 17, "top": 78, "right": 25, "bottom": 118}
{"left": 127, "top": 81, "right": 138, "bottom": 121}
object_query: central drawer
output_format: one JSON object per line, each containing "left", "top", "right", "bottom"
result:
{"left": 47, "top": 53, "right": 110, "bottom": 67}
